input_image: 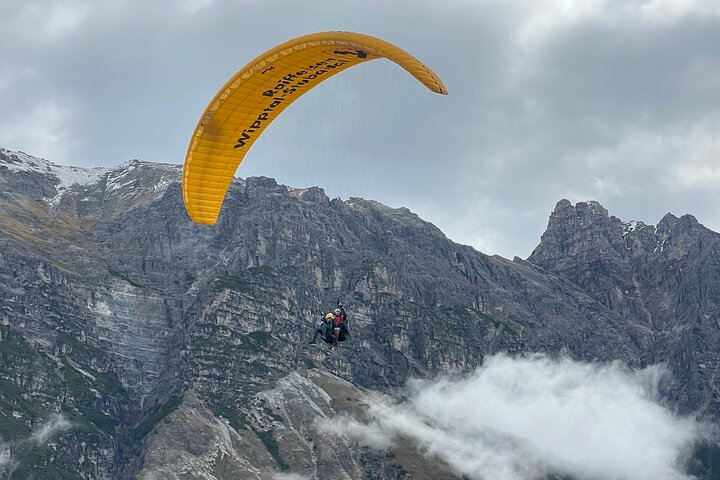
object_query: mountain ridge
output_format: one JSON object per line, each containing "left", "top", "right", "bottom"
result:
{"left": 1, "top": 147, "right": 718, "bottom": 479}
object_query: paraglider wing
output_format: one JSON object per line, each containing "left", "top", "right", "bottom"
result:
{"left": 182, "top": 31, "right": 447, "bottom": 224}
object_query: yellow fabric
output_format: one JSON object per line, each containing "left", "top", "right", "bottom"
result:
{"left": 182, "top": 31, "right": 447, "bottom": 224}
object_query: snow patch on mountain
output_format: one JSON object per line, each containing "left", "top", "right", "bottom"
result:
{"left": 0, "top": 148, "right": 110, "bottom": 189}
{"left": 1, "top": 148, "right": 181, "bottom": 203}
{"left": 621, "top": 220, "right": 650, "bottom": 236}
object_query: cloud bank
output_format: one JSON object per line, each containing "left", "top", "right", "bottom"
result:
{"left": 322, "top": 354, "right": 704, "bottom": 480}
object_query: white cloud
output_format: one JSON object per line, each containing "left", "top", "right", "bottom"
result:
{"left": 513, "top": 0, "right": 611, "bottom": 47}
{"left": 0, "top": 414, "right": 71, "bottom": 475}
{"left": 326, "top": 354, "right": 705, "bottom": 480}
{"left": 0, "top": 443, "right": 9, "bottom": 470}
{"left": 4, "top": 2, "right": 92, "bottom": 42}
{"left": 41, "top": 3, "right": 92, "bottom": 39}
{"left": 579, "top": 116, "right": 720, "bottom": 193}
{"left": 31, "top": 414, "right": 71, "bottom": 444}
{"left": 0, "top": 68, "right": 37, "bottom": 94}
{"left": 177, "top": 0, "right": 215, "bottom": 14}
{"left": 0, "top": 100, "right": 79, "bottom": 165}
{"left": 273, "top": 473, "right": 310, "bottom": 480}
{"left": 674, "top": 165, "right": 720, "bottom": 188}
{"left": 318, "top": 413, "right": 392, "bottom": 450}
{"left": 640, "top": 0, "right": 720, "bottom": 24}
{"left": 514, "top": 0, "right": 720, "bottom": 47}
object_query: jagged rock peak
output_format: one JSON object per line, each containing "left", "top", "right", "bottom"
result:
{"left": 546, "top": 200, "right": 704, "bottom": 237}
{"left": 531, "top": 199, "right": 619, "bottom": 260}
{"left": 549, "top": 199, "right": 611, "bottom": 224}
{"left": 657, "top": 212, "right": 700, "bottom": 232}
{"left": 530, "top": 199, "right": 717, "bottom": 268}
{"left": 294, "top": 186, "right": 330, "bottom": 204}
{"left": 244, "top": 175, "right": 278, "bottom": 189}
{"left": 576, "top": 200, "right": 609, "bottom": 218}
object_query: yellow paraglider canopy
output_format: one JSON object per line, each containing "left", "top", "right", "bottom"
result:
{"left": 183, "top": 31, "right": 447, "bottom": 224}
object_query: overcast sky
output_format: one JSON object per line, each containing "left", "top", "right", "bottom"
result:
{"left": 1, "top": 0, "right": 719, "bottom": 258}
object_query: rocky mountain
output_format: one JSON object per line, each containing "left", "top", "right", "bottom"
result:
{"left": 529, "top": 199, "right": 720, "bottom": 418}
{"left": 0, "top": 147, "right": 718, "bottom": 479}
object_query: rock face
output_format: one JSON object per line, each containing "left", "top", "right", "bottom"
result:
{"left": 0, "top": 148, "right": 718, "bottom": 479}
{"left": 529, "top": 199, "right": 720, "bottom": 417}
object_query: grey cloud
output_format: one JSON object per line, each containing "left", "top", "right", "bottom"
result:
{"left": 1, "top": 0, "right": 718, "bottom": 257}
